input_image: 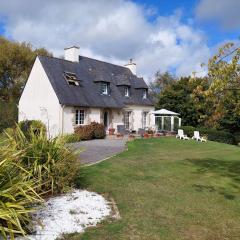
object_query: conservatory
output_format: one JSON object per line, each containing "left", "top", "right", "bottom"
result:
{"left": 151, "top": 109, "right": 181, "bottom": 132}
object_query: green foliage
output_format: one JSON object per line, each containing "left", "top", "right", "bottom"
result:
{"left": 63, "top": 133, "right": 81, "bottom": 143}
{"left": 74, "top": 122, "right": 106, "bottom": 140}
{"left": 0, "top": 98, "right": 18, "bottom": 133}
{"left": 181, "top": 125, "right": 236, "bottom": 145}
{"left": 0, "top": 124, "right": 81, "bottom": 238}
{"left": 0, "top": 143, "right": 42, "bottom": 238}
{"left": 154, "top": 42, "right": 240, "bottom": 133}
{"left": 180, "top": 126, "right": 195, "bottom": 136}
{"left": 199, "top": 128, "right": 236, "bottom": 145}
{"left": 156, "top": 77, "right": 209, "bottom": 126}
{"left": 196, "top": 42, "right": 240, "bottom": 129}
{"left": 149, "top": 71, "right": 176, "bottom": 102}
{"left": 3, "top": 126, "right": 80, "bottom": 194}
{"left": 0, "top": 37, "right": 52, "bottom": 132}
{"left": 233, "top": 132, "right": 240, "bottom": 144}
{"left": 19, "top": 120, "right": 46, "bottom": 139}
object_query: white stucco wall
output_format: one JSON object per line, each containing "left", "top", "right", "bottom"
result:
{"left": 62, "top": 107, "right": 102, "bottom": 134}
{"left": 124, "top": 105, "right": 155, "bottom": 131}
{"left": 18, "top": 57, "right": 60, "bottom": 137}
{"left": 62, "top": 105, "right": 154, "bottom": 134}
{"left": 112, "top": 109, "right": 124, "bottom": 129}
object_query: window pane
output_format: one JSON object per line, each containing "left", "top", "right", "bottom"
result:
{"left": 124, "top": 111, "right": 131, "bottom": 130}
{"left": 143, "top": 89, "right": 147, "bottom": 99}
{"left": 75, "top": 110, "right": 79, "bottom": 124}
{"left": 142, "top": 112, "right": 148, "bottom": 128}
{"left": 75, "top": 109, "right": 85, "bottom": 125}
{"left": 125, "top": 87, "right": 129, "bottom": 96}
{"left": 101, "top": 83, "right": 108, "bottom": 94}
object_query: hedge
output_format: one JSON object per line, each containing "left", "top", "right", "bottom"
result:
{"left": 74, "top": 122, "right": 106, "bottom": 140}
{"left": 181, "top": 126, "right": 236, "bottom": 145}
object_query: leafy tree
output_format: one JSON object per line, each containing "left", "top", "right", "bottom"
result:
{"left": 149, "top": 71, "right": 176, "bottom": 102}
{"left": 0, "top": 36, "right": 52, "bottom": 131}
{"left": 196, "top": 42, "right": 240, "bottom": 131}
{"left": 156, "top": 77, "right": 209, "bottom": 126}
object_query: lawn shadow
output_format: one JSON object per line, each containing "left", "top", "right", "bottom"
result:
{"left": 187, "top": 158, "right": 240, "bottom": 200}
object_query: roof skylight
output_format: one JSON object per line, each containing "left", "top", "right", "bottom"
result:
{"left": 64, "top": 71, "right": 80, "bottom": 86}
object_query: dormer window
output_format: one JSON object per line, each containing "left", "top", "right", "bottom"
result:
{"left": 101, "top": 82, "right": 109, "bottom": 95}
{"left": 64, "top": 71, "right": 80, "bottom": 86}
{"left": 143, "top": 89, "right": 147, "bottom": 99}
{"left": 124, "top": 86, "right": 130, "bottom": 97}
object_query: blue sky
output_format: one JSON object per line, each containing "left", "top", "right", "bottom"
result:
{"left": 0, "top": 0, "right": 239, "bottom": 79}
{"left": 133, "top": 0, "right": 239, "bottom": 46}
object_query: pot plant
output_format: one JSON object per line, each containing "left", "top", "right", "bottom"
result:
{"left": 143, "top": 133, "right": 149, "bottom": 138}
{"left": 108, "top": 124, "right": 115, "bottom": 135}
{"left": 128, "top": 134, "right": 135, "bottom": 140}
{"left": 154, "top": 133, "right": 161, "bottom": 137}
{"left": 116, "top": 133, "right": 124, "bottom": 138}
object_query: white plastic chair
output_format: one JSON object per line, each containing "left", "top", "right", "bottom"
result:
{"left": 192, "top": 131, "right": 206, "bottom": 142}
{"left": 176, "top": 129, "right": 189, "bottom": 140}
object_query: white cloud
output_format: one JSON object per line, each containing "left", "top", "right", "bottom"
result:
{"left": 195, "top": 0, "right": 240, "bottom": 30}
{"left": 0, "top": 0, "right": 211, "bottom": 80}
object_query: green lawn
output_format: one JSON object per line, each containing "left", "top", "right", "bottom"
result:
{"left": 66, "top": 137, "right": 240, "bottom": 240}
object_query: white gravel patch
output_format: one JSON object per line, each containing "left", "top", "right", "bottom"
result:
{"left": 19, "top": 190, "right": 111, "bottom": 240}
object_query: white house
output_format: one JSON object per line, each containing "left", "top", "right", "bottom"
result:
{"left": 19, "top": 46, "right": 155, "bottom": 137}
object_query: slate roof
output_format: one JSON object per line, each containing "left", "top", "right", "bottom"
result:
{"left": 38, "top": 55, "right": 154, "bottom": 108}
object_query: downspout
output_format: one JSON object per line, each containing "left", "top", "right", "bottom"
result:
{"left": 61, "top": 104, "right": 65, "bottom": 134}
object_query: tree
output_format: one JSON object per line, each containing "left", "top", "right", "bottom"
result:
{"left": 196, "top": 42, "right": 240, "bottom": 131}
{"left": 0, "top": 37, "right": 52, "bottom": 131}
{"left": 156, "top": 77, "right": 209, "bottom": 126}
{"left": 149, "top": 71, "right": 176, "bottom": 103}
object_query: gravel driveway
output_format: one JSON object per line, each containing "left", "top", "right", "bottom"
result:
{"left": 72, "top": 138, "right": 128, "bottom": 165}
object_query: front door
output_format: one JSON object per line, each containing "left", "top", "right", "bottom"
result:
{"left": 103, "top": 111, "right": 109, "bottom": 129}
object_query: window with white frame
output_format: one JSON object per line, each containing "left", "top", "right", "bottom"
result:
{"left": 142, "top": 111, "right": 148, "bottom": 128}
{"left": 101, "top": 83, "right": 108, "bottom": 95}
{"left": 124, "top": 86, "right": 130, "bottom": 97}
{"left": 75, "top": 109, "right": 85, "bottom": 125}
{"left": 123, "top": 111, "right": 131, "bottom": 130}
{"left": 143, "top": 89, "right": 147, "bottom": 99}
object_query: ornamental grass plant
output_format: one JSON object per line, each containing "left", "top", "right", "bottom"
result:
{"left": 3, "top": 125, "right": 80, "bottom": 194}
{"left": 0, "top": 144, "right": 42, "bottom": 239}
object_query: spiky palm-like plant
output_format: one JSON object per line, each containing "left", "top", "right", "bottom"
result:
{"left": 0, "top": 147, "right": 42, "bottom": 239}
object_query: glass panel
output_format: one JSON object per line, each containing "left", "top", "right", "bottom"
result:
{"left": 142, "top": 112, "right": 148, "bottom": 128}
{"left": 125, "top": 87, "right": 129, "bottom": 97}
{"left": 101, "top": 83, "right": 108, "bottom": 94}
{"left": 143, "top": 89, "right": 147, "bottom": 99}
{"left": 124, "top": 111, "right": 131, "bottom": 130}
{"left": 164, "top": 117, "right": 171, "bottom": 131}
{"left": 75, "top": 110, "right": 84, "bottom": 125}
{"left": 155, "top": 117, "right": 162, "bottom": 131}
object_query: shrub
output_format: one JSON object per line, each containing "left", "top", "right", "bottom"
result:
{"left": 74, "top": 125, "right": 94, "bottom": 140}
{"left": 3, "top": 126, "right": 80, "bottom": 194}
{"left": 74, "top": 122, "right": 105, "bottom": 140}
{"left": 181, "top": 125, "right": 236, "bottom": 145}
{"left": 199, "top": 128, "right": 236, "bottom": 145}
{"left": 19, "top": 120, "right": 46, "bottom": 138}
{"left": 91, "top": 122, "right": 106, "bottom": 139}
{"left": 181, "top": 126, "right": 195, "bottom": 136}
{"left": 0, "top": 147, "right": 42, "bottom": 238}
{"left": 63, "top": 133, "right": 81, "bottom": 143}
{"left": 233, "top": 132, "right": 240, "bottom": 144}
